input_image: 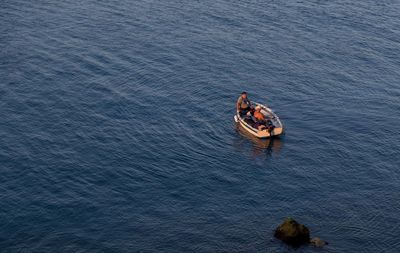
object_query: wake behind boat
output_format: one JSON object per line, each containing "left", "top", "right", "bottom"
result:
{"left": 234, "top": 102, "right": 284, "bottom": 139}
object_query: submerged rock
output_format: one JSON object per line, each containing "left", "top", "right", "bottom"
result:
{"left": 274, "top": 218, "right": 310, "bottom": 247}
{"left": 310, "top": 237, "right": 328, "bottom": 248}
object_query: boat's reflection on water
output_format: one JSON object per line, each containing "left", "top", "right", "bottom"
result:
{"left": 233, "top": 123, "right": 283, "bottom": 158}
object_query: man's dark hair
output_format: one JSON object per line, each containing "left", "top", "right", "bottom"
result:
{"left": 241, "top": 91, "right": 247, "bottom": 95}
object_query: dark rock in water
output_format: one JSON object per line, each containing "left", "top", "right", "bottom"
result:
{"left": 310, "top": 237, "right": 328, "bottom": 248}
{"left": 274, "top": 218, "right": 310, "bottom": 247}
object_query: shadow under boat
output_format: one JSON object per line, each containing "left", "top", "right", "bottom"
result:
{"left": 234, "top": 122, "right": 283, "bottom": 157}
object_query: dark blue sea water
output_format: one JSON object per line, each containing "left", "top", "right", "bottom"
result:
{"left": 1, "top": 0, "right": 400, "bottom": 252}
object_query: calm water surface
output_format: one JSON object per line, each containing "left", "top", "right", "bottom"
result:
{"left": 1, "top": 0, "right": 400, "bottom": 252}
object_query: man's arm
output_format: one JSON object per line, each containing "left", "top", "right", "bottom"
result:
{"left": 236, "top": 97, "right": 241, "bottom": 112}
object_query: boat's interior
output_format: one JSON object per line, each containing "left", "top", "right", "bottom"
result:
{"left": 241, "top": 114, "right": 274, "bottom": 130}
{"left": 243, "top": 117, "right": 259, "bottom": 129}
{"left": 239, "top": 107, "right": 281, "bottom": 130}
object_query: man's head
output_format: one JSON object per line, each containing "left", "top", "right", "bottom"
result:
{"left": 241, "top": 91, "right": 247, "bottom": 99}
{"left": 255, "top": 105, "right": 262, "bottom": 111}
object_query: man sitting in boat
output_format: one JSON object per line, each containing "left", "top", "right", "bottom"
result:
{"left": 253, "top": 105, "right": 267, "bottom": 130}
{"left": 253, "top": 105, "right": 275, "bottom": 132}
{"left": 237, "top": 91, "right": 253, "bottom": 116}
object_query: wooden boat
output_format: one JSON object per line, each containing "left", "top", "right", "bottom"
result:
{"left": 234, "top": 102, "right": 284, "bottom": 138}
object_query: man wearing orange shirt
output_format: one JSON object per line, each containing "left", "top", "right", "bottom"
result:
{"left": 253, "top": 106, "right": 267, "bottom": 130}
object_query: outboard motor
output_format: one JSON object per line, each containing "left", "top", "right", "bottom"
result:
{"left": 267, "top": 119, "right": 275, "bottom": 135}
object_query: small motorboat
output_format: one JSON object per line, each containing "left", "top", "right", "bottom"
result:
{"left": 234, "top": 102, "right": 284, "bottom": 138}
